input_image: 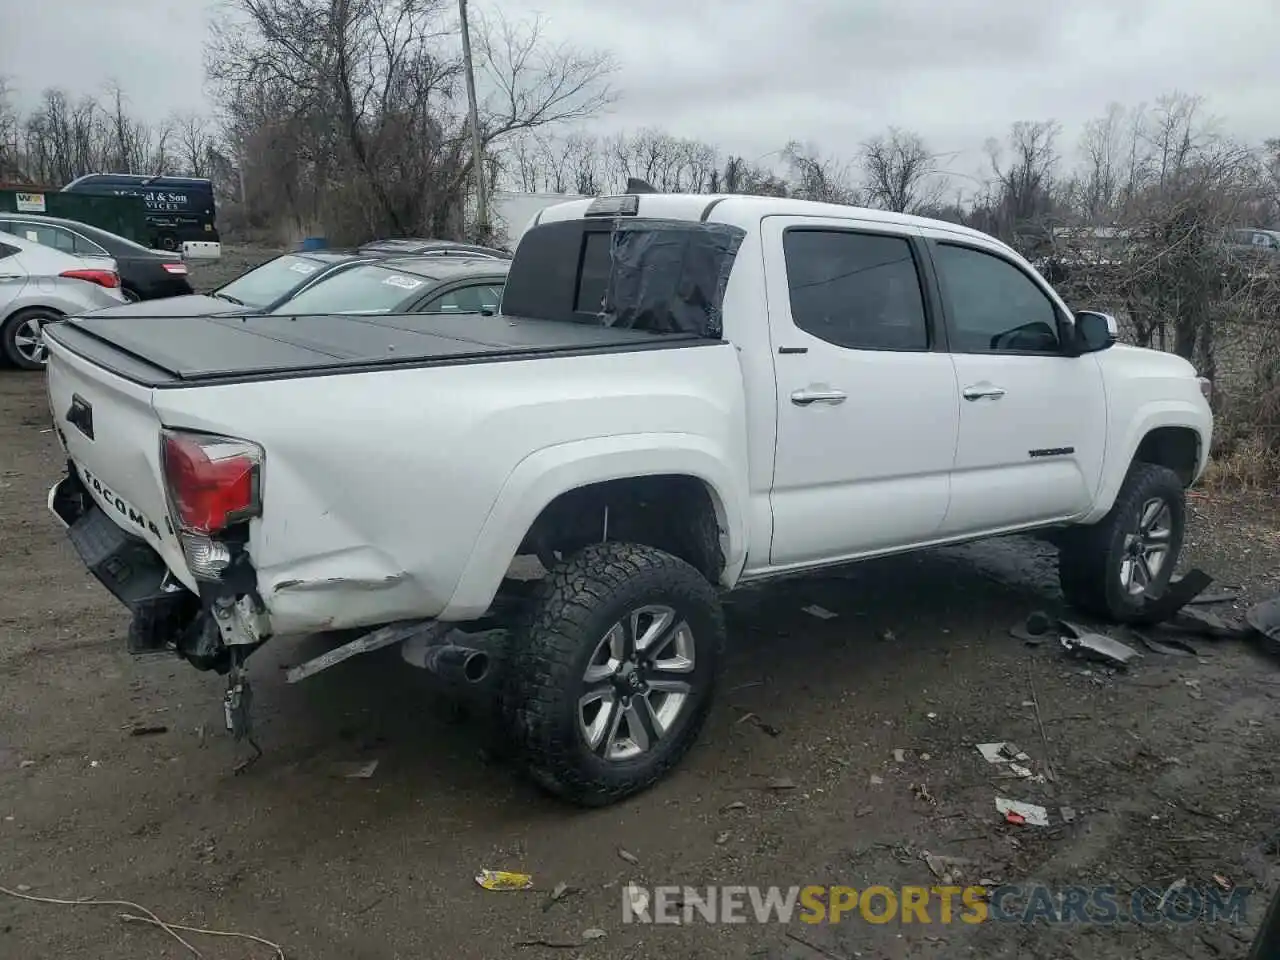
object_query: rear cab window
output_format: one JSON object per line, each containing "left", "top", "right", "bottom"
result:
{"left": 501, "top": 216, "right": 744, "bottom": 337}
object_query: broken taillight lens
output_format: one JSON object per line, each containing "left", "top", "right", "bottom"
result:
{"left": 161, "top": 429, "right": 263, "bottom": 535}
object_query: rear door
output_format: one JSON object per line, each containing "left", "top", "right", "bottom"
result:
{"left": 762, "top": 215, "right": 960, "bottom": 566}
{"left": 415, "top": 281, "right": 505, "bottom": 314}
{"left": 922, "top": 231, "right": 1107, "bottom": 535}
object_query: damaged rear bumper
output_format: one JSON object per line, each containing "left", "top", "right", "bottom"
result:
{"left": 47, "top": 469, "right": 255, "bottom": 670}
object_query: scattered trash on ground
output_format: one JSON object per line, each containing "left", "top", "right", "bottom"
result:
{"left": 625, "top": 884, "right": 649, "bottom": 917}
{"left": 19, "top": 760, "right": 35, "bottom": 769}
{"left": 542, "top": 882, "right": 579, "bottom": 911}
{"left": 128, "top": 725, "right": 168, "bottom": 737}
{"left": 869, "top": 774, "right": 884, "bottom": 786}
{"left": 1213, "top": 874, "right": 1233, "bottom": 891}
{"left": 720, "top": 800, "right": 747, "bottom": 813}
{"left": 976, "top": 742, "right": 1044, "bottom": 781}
{"left": 1155, "top": 877, "right": 1188, "bottom": 913}
{"left": 715, "top": 831, "right": 731, "bottom": 845}
{"left": 1169, "top": 607, "right": 1254, "bottom": 641}
{"left": 893, "top": 749, "right": 906, "bottom": 763}
{"left": 582, "top": 927, "right": 607, "bottom": 941}
{"left": 1246, "top": 597, "right": 1280, "bottom": 644}
{"left": 1129, "top": 631, "right": 1198, "bottom": 657}
{"left": 1011, "top": 611, "right": 1055, "bottom": 644}
{"left": 1189, "top": 590, "right": 1240, "bottom": 606}
{"left": 1060, "top": 806, "right": 1077, "bottom": 823}
{"left": 331, "top": 759, "right": 378, "bottom": 780}
{"left": 1185, "top": 679, "right": 1204, "bottom": 700}
{"left": 802, "top": 604, "right": 838, "bottom": 620}
{"left": 735, "top": 711, "right": 782, "bottom": 737}
{"left": 854, "top": 805, "right": 873, "bottom": 818}
{"left": 911, "top": 782, "right": 937, "bottom": 805}
{"left": 1059, "top": 621, "right": 1142, "bottom": 667}
{"left": 922, "top": 851, "right": 973, "bottom": 884}
{"left": 0, "top": 884, "right": 286, "bottom": 958}
{"left": 996, "top": 798, "right": 1050, "bottom": 827}
{"left": 476, "top": 869, "right": 534, "bottom": 891}
{"left": 617, "top": 848, "right": 640, "bottom": 865}
{"left": 1141, "top": 569, "right": 1214, "bottom": 621}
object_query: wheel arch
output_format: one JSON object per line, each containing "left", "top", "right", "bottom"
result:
{"left": 439, "top": 434, "right": 748, "bottom": 620}
{"left": 1083, "top": 403, "right": 1208, "bottom": 525}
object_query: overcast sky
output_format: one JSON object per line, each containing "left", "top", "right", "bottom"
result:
{"left": 2, "top": 0, "right": 1277, "bottom": 181}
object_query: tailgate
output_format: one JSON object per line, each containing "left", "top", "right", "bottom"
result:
{"left": 46, "top": 336, "right": 197, "bottom": 591}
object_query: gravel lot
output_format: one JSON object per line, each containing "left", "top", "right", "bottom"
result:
{"left": 2, "top": 309, "right": 1279, "bottom": 958}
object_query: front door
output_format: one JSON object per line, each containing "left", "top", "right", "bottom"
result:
{"left": 763, "top": 216, "right": 960, "bottom": 568}
{"left": 922, "top": 233, "right": 1107, "bottom": 537}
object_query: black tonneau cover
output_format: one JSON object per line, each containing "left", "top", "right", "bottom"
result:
{"left": 45, "top": 311, "right": 706, "bottom": 388}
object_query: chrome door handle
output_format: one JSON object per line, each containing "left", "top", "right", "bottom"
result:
{"left": 791, "top": 389, "right": 847, "bottom": 406}
{"left": 962, "top": 384, "right": 1006, "bottom": 401}
{"left": 0, "top": 274, "right": 21, "bottom": 280}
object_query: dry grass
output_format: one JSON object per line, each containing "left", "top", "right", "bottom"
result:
{"left": 1201, "top": 434, "right": 1280, "bottom": 491}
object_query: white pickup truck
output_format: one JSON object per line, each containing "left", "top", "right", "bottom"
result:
{"left": 44, "top": 193, "right": 1212, "bottom": 806}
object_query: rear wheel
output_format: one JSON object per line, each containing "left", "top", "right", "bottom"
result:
{"left": 120, "top": 286, "right": 142, "bottom": 303}
{"left": 504, "top": 542, "right": 725, "bottom": 807}
{"left": 1058, "top": 463, "right": 1186, "bottom": 622}
{"left": 2, "top": 308, "right": 61, "bottom": 370}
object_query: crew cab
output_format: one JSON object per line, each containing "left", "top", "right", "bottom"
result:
{"left": 43, "top": 193, "right": 1213, "bottom": 806}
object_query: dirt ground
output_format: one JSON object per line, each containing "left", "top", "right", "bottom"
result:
{"left": 3, "top": 363, "right": 1280, "bottom": 960}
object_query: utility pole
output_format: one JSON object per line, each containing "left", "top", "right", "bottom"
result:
{"left": 459, "top": 0, "right": 488, "bottom": 242}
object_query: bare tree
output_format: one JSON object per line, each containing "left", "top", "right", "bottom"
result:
{"left": 782, "top": 140, "right": 858, "bottom": 204}
{"left": 207, "top": 0, "right": 615, "bottom": 242}
{"left": 985, "top": 119, "right": 1061, "bottom": 243}
{"left": 859, "top": 127, "right": 943, "bottom": 213}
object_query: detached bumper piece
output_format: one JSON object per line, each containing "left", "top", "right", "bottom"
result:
{"left": 50, "top": 474, "right": 198, "bottom": 655}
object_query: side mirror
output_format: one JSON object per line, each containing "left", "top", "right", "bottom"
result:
{"left": 1072, "top": 311, "right": 1117, "bottom": 354}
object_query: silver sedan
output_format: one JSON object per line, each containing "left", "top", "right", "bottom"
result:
{"left": 0, "top": 229, "right": 128, "bottom": 370}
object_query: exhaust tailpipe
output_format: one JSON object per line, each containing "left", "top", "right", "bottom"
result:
{"left": 424, "top": 644, "right": 490, "bottom": 684}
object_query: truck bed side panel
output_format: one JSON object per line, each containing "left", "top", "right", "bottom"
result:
{"left": 148, "top": 343, "right": 749, "bottom": 635}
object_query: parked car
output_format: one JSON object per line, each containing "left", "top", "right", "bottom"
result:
{"left": 269, "top": 256, "right": 508, "bottom": 316}
{"left": 357, "top": 238, "right": 511, "bottom": 259}
{"left": 84, "top": 249, "right": 402, "bottom": 320}
{"left": 44, "top": 192, "right": 1213, "bottom": 806}
{"left": 0, "top": 230, "right": 126, "bottom": 369}
{"left": 0, "top": 213, "right": 193, "bottom": 302}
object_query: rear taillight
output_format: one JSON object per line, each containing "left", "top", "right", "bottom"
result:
{"left": 61, "top": 268, "right": 120, "bottom": 289}
{"left": 161, "top": 262, "right": 189, "bottom": 275}
{"left": 161, "top": 429, "right": 263, "bottom": 535}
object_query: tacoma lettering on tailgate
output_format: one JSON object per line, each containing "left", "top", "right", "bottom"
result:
{"left": 79, "top": 465, "right": 173, "bottom": 538}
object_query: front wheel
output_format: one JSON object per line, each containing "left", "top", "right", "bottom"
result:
{"left": 505, "top": 542, "right": 725, "bottom": 807}
{"left": 1058, "top": 463, "right": 1186, "bottom": 623}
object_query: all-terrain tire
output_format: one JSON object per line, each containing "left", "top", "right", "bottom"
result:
{"left": 504, "top": 541, "right": 725, "bottom": 807}
{"left": 1058, "top": 462, "right": 1186, "bottom": 623}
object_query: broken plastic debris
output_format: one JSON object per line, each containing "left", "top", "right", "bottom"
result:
{"left": 625, "top": 883, "right": 650, "bottom": 917}
{"left": 1245, "top": 597, "right": 1280, "bottom": 644}
{"left": 582, "top": 928, "right": 607, "bottom": 941}
{"left": 335, "top": 759, "right": 379, "bottom": 779}
{"left": 1058, "top": 624, "right": 1141, "bottom": 667}
{"left": 996, "top": 798, "right": 1049, "bottom": 827}
{"left": 19, "top": 760, "right": 35, "bottom": 769}
{"left": 978, "top": 742, "right": 1031, "bottom": 765}
{"left": 893, "top": 749, "right": 906, "bottom": 763}
{"left": 617, "top": 847, "right": 640, "bottom": 865}
{"left": 802, "top": 604, "right": 838, "bottom": 620}
{"left": 476, "top": 869, "right": 534, "bottom": 891}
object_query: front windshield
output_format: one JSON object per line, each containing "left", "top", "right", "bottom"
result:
{"left": 270, "top": 263, "right": 434, "bottom": 315}
{"left": 217, "top": 255, "right": 326, "bottom": 309}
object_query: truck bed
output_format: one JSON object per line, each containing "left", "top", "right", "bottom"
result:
{"left": 44, "top": 311, "right": 706, "bottom": 387}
